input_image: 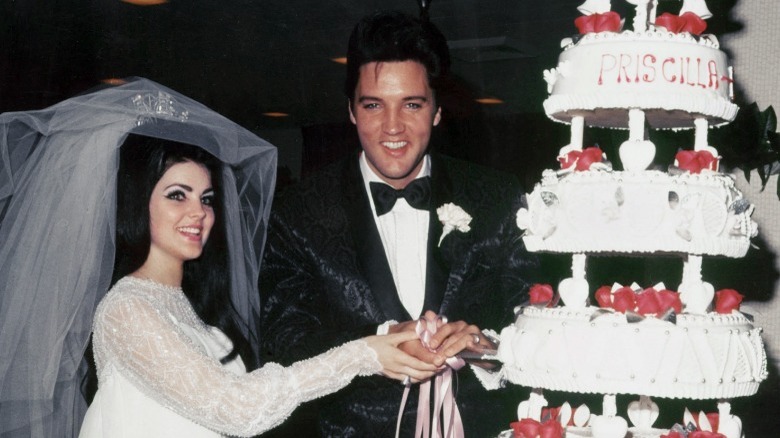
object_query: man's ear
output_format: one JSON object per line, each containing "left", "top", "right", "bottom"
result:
{"left": 433, "top": 106, "right": 442, "bottom": 126}
{"left": 348, "top": 100, "right": 357, "bottom": 125}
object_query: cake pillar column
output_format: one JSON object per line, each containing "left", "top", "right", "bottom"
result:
{"left": 516, "top": 388, "right": 548, "bottom": 422}
{"left": 558, "top": 115, "right": 585, "bottom": 165}
{"left": 631, "top": 0, "right": 653, "bottom": 32}
{"left": 678, "top": 254, "right": 715, "bottom": 314}
{"left": 590, "top": 394, "right": 628, "bottom": 438}
{"left": 716, "top": 400, "right": 743, "bottom": 438}
{"left": 619, "top": 109, "right": 656, "bottom": 171}
{"left": 627, "top": 395, "right": 659, "bottom": 430}
{"left": 558, "top": 253, "right": 589, "bottom": 308}
{"left": 570, "top": 115, "right": 584, "bottom": 151}
{"left": 680, "top": 0, "right": 713, "bottom": 19}
{"left": 692, "top": 117, "right": 720, "bottom": 171}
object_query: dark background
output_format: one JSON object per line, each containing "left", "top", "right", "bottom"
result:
{"left": 3, "top": 0, "right": 776, "bottom": 435}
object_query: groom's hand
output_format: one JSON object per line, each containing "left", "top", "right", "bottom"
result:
{"left": 428, "top": 317, "right": 498, "bottom": 370}
{"left": 388, "top": 318, "right": 446, "bottom": 367}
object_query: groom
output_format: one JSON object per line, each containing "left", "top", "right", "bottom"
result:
{"left": 259, "top": 10, "right": 536, "bottom": 437}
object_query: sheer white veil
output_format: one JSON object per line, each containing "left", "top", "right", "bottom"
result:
{"left": 0, "top": 77, "right": 277, "bottom": 437}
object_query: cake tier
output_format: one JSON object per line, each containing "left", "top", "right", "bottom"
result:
{"left": 543, "top": 30, "right": 737, "bottom": 129}
{"left": 497, "top": 306, "right": 767, "bottom": 399}
{"left": 498, "top": 427, "right": 668, "bottom": 438}
{"left": 519, "top": 170, "right": 755, "bottom": 257}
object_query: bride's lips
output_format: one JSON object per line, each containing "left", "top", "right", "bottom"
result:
{"left": 177, "top": 226, "right": 203, "bottom": 241}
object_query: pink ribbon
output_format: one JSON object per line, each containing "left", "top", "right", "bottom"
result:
{"left": 395, "top": 314, "right": 466, "bottom": 438}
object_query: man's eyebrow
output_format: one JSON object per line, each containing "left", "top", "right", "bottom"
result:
{"left": 357, "top": 95, "right": 429, "bottom": 102}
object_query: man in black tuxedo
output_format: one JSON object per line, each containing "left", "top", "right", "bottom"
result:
{"left": 260, "top": 10, "right": 536, "bottom": 437}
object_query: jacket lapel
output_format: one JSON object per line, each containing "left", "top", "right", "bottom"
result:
{"left": 343, "top": 156, "right": 411, "bottom": 321}
{"left": 423, "top": 154, "right": 453, "bottom": 314}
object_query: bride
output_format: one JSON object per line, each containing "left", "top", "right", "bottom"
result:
{"left": 0, "top": 78, "right": 436, "bottom": 437}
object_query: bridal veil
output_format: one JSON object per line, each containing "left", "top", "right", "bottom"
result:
{"left": 0, "top": 77, "right": 277, "bottom": 437}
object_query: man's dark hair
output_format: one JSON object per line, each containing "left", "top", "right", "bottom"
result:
{"left": 344, "top": 10, "right": 451, "bottom": 103}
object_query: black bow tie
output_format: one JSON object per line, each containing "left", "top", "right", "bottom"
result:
{"left": 369, "top": 177, "right": 431, "bottom": 216}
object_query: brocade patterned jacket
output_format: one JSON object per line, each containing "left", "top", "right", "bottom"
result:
{"left": 259, "top": 152, "right": 538, "bottom": 437}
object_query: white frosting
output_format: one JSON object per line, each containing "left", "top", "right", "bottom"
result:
{"left": 498, "top": 4, "right": 767, "bottom": 436}
{"left": 543, "top": 30, "right": 737, "bottom": 129}
{"left": 498, "top": 306, "right": 768, "bottom": 399}
{"left": 520, "top": 169, "right": 756, "bottom": 257}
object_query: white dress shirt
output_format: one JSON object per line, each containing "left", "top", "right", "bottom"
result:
{"left": 360, "top": 153, "right": 431, "bottom": 321}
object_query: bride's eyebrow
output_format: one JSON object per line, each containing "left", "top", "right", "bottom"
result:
{"left": 163, "top": 183, "right": 193, "bottom": 191}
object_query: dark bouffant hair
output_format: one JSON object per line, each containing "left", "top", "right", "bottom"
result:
{"left": 344, "top": 10, "right": 451, "bottom": 103}
{"left": 113, "top": 134, "right": 256, "bottom": 369}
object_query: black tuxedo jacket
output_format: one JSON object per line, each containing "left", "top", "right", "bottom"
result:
{"left": 259, "top": 152, "right": 537, "bottom": 437}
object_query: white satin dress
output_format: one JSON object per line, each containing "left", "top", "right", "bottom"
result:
{"left": 79, "top": 276, "right": 380, "bottom": 437}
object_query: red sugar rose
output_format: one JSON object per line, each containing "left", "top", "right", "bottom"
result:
{"left": 541, "top": 406, "right": 560, "bottom": 423}
{"left": 542, "top": 405, "right": 578, "bottom": 427}
{"left": 656, "top": 289, "right": 683, "bottom": 314}
{"left": 714, "top": 289, "right": 743, "bottom": 314}
{"left": 559, "top": 146, "right": 604, "bottom": 171}
{"left": 689, "top": 432, "right": 726, "bottom": 438}
{"left": 575, "top": 11, "right": 622, "bottom": 34}
{"left": 530, "top": 283, "right": 555, "bottom": 306}
{"left": 511, "top": 418, "right": 563, "bottom": 438}
{"left": 576, "top": 147, "right": 603, "bottom": 171}
{"left": 595, "top": 285, "right": 613, "bottom": 308}
{"left": 635, "top": 288, "right": 682, "bottom": 315}
{"left": 705, "top": 413, "right": 719, "bottom": 433}
{"left": 675, "top": 150, "right": 718, "bottom": 174}
{"left": 689, "top": 411, "right": 724, "bottom": 437}
{"left": 611, "top": 287, "right": 637, "bottom": 313}
{"left": 655, "top": 12, "right": 707, "bottom": 35}
{"left": 512, "top": 418, "right": 541, "bottom": 438}
{"left": 538, "top": 420, "right": 564, "bottom": 438}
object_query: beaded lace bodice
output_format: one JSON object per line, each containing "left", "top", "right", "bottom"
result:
{"left": 90, "top": 276, "right": 381, "bottom": 437}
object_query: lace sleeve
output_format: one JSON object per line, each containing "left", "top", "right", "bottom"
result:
{"left": 93, "top": 293, "right": 382, "bottom": 437}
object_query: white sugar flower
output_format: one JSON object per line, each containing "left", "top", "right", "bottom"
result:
{"left": 543, "top": 68, "right": 558, "bottom": 94}
{"left": 516, "top": 208, "right": 531, "bottom": 231}
{"left": 437, "top": 203, "right": 472, "bottom": 246}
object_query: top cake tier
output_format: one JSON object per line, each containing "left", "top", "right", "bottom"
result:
{"left": 543, "top": 4, "right": 737, "bottom": 129}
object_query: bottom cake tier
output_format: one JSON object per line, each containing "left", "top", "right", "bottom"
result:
{"left": 497, "top": 306, "right": 767, "bottom": 399}
{"left": 498, "top": 393, "right": 745, "bottom": 438}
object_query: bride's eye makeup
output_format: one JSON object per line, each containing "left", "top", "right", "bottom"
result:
{"left": 201, "top": 190, "right": 215, "bottom": 207}
{"left": 165, "top": 189, "right": 186, "bottom": 201}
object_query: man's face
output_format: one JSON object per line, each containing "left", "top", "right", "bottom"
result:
{"left": 349, "top": 60, "right": 441, "bottom": 189}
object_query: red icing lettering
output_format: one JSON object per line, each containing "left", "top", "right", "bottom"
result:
{"left": 595, "top": 51, "right": 720, "bottom": 90}
{"left": 642, "top": 54, "right": 657, "bottom": 82}
{"left": 619, "top": 54, "right": 633, "bottom": 83}
{"left": 598, "top": 54, "right": 617, "bottom": 85}
{"left": 709, "top": 60, "right": 720, "bottom": 89}
{"left": 662, "top": 57, "right": 677, "bottom": 82}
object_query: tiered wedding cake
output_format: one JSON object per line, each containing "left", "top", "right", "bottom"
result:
{"left": 495, "top": 1, "right": 768, "bottom": 437}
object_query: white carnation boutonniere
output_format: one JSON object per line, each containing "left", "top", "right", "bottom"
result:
{"left": 436, "top": 203, "right": 472, "bottom": 246}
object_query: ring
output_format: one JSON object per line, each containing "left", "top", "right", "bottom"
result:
{"left": 402, "top": 375, "right": 411, "bottom": 386}
{"left": 472, "top": 334, "right": 480, "bottom": 344}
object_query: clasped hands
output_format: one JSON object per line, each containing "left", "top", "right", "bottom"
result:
{"left": 379, "top": 310, "right": 496, "bottom": 384}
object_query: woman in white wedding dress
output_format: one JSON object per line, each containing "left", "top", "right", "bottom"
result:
{"left": 0, "top": 78, "right": 436, "bottom": 438}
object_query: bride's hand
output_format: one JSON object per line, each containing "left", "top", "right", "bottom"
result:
{"left": 363, "top": 332, "right": 440, "bottom": 384}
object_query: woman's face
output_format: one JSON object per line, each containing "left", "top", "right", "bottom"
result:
{"left": 147, "top": 160, "right": 215, "bottom": 269}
